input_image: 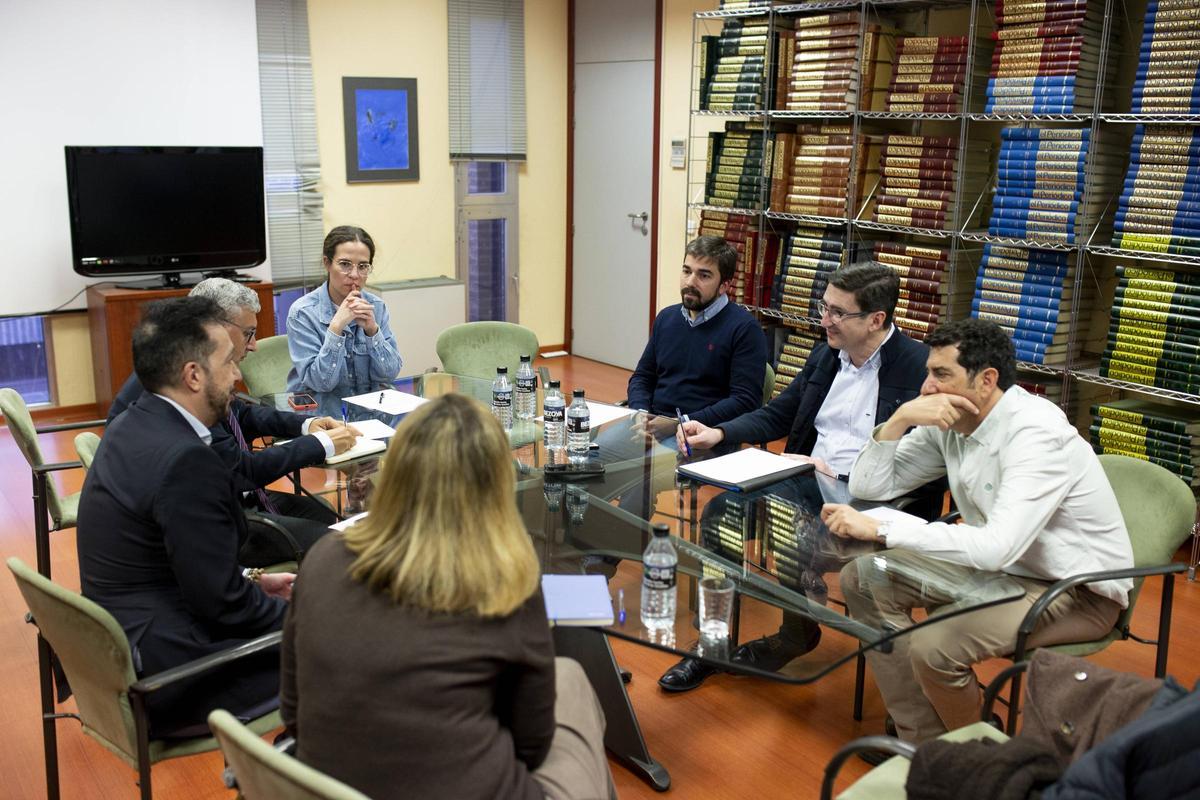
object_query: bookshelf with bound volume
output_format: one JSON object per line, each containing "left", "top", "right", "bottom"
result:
{"left": 687, "top": 0, "right": 1200, "bottom": 551}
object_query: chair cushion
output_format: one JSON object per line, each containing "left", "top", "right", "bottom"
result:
{"left": 837, "top": 722, "right": 1008, "bottom": 800}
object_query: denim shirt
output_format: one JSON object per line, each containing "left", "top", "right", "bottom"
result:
{"left": 285, "top": 283, "right": 402, "bottom": 416}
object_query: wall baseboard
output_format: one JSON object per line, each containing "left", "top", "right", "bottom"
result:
{"left": 28, "top": 403, "right": 102, "bottom": 426}
{"left": 538, "top": 344, "right": 566, "bottom": 356}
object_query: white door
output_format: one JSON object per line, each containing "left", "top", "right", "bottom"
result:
{"left": 571, "top": 0, "right": 656, "bottom": 369}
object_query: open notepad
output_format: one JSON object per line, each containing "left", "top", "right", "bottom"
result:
{"left": 676, "top": 448, "right": 815, "bottom": 493}
{"left": 326, "top": 436, "right": 387, "bottom": 465}
{"left": 540, "top": 574, "right": 614, "bottom": 626}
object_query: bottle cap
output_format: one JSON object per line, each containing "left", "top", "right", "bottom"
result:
{"left": 520, "top": 354, "right": 531, "bottom": 362}
{"left": 572, "top": 388, "right": 585, "bottom": 398}
{"left": 497, "top": 366, "right": 508, "bottom": 374}
{"left": 652, "top": 523, "right": 669, "bottom": 538}
{"left": 548, "top": 380, "right": 560, "bottom": 389}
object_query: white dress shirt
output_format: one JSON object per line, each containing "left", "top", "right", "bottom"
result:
{"left": 810, "top": 326, "right": 896, "bottom": 503}
{"left": 849, "top": 385, "right": 1134, "bottom": 607}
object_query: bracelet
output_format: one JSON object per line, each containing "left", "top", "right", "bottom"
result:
{"left": 246, "top": 568, "right": 266, "bottom": 584}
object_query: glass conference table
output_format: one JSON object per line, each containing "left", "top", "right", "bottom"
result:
{"left": 264, "top": 374, "right": 1025, "bottom": 790}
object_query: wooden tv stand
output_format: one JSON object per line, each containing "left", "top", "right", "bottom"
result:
{"left": 87, "top": 282, "right": 275, "bottom": 415}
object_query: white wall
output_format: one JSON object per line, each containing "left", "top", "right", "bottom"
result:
{"left": 0, "top": 0, "right": 269, "bottom": 316}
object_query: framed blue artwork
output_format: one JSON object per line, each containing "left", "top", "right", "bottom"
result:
{"left": 342, "top": 77, "right": 420, "bottom": 183}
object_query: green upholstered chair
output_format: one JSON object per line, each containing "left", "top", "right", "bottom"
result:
{"left": 240, "top": 334, "right": 294, "bottom": 397}
{"left": 210, "top": 710, "right": 372, "bottom": 800}
{"left": 0, "top": 388, "right": 102, "bottom": 578}
{"left": 435, "top": 321, "right": 540, "bottom": 380}
{"left": 1000, "top": 453, "right": 1197, "bottom": 733}
{"left": 74, "top": 431, "right": 101, "bottom": 472}
{"left": 7, "top": 557, "right": 283, "bottom": 800}
{"left": 762, "top": 361, "right": 776, "bottom": 405}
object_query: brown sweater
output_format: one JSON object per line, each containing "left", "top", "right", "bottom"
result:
{"left": 280, "top": 534, "right": 556, "bottom": 800}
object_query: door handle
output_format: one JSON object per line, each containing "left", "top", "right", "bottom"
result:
{"left": 627, "top": 211, "right": 649, "bottom": 236}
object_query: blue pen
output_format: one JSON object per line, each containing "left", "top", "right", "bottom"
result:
{"left": 341, "top": 402, "right": 348, "bottom": 426}
{"left": 675, "top": 407, "right": 692, "bottom": 457}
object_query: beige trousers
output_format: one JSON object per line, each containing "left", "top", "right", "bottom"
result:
{"left": 840, "top": 550, "right": 1121, "bottom": 744}
{"left": 532, "top": 657, "right": 619, "bottom": 800}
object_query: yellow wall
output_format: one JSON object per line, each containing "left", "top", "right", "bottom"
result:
{"left": 656, "top": 0, "right": 713, "bottom": 313}
{"left": 307, "top": 0, "right": 567, "bottom": 347}
{"left": 48, "top": 315, "right": 95, "bottom": 407}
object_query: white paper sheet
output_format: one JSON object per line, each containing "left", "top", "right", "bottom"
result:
{"left": 329, "top": 511, "right": 369, "bottom": 532}
{"left": 347, "top": 418, "right": 397, "bottom": 440}
{"left": 343, "top": 389, "right": 429, "bottom": 416}
{"left": 860, "top": 506, "right": 929, "bottom": 528}
{"left": 676, "top": 447, "right": 804, "bottom": 487}
{"left": 536, "top": 401, "right": 634, "bottom": 427}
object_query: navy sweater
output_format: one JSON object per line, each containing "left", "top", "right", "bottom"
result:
{"left": 626, "top": 302, "right": 767, "bottom": 427}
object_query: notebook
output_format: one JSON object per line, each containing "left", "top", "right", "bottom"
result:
{"left": 326, "top": 436, "right": 387, "bottom": 465}
{"left": 676, "top": 448, "right": 815, "bottom": 492}
{"left": 540, "top": 574, "right": 614, "bottom": 626}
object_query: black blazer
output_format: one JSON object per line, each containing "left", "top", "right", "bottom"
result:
{"left": 78, "top": 393, "right": 286, "bottom": 674}
{"left": 718, "top": 329, "right": 930, "bottom": 455}
{"left": 108, "top": 373, "right": 325, "bottom": 493}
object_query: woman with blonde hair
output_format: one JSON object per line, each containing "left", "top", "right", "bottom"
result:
{"left": 280, "top": 393, "right": 615, "bottom": 800}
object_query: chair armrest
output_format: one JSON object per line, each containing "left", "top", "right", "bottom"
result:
{"left": 935, "top": 509, "right": 961, "bottom": 524}
{"left": 36, "top": 418, "right": 107, "bottom": 434}
{"left": 130, "top": 631, "right": 283, "bottom": 695}
{"left": 245, "top": 511, "right": 307, "bottom": 562}
{"left": 234, "top": 391, "right": 263, "bottom": 406}
{"left": 537, "top": 366, "right": 551, "bottom": 386}
{"left": 1013, "top": 563, "right": 1187, "bottom": 660}
{"left": 982, "top": 661, "right": 1029, "bottom": 722}
{"left": 32, "top": 461, "right": 83, "bottom": 475}
{"left": 820, "top": 736, "right": 918, "bottom": 800}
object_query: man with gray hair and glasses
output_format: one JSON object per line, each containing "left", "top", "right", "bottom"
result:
{"left": 108, "top": 277, "right": 358, "bottom": 564}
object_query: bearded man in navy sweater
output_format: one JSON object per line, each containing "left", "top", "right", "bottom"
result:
{"left": 595, "top": 235, "right": 767, "bottom": 519}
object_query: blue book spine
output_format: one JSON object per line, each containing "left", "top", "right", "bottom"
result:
{"left": 989, "top": 225, "right": 1076, "bottom": 244}
{"left": 981, "top": 245, "right": 1070, "bottom": 266}
{"left": 1011, "top": 327, "right": 1059, "bottom": 346}
{"left": 977, "top": 289, "right": 1064, "bottom": 309}
{"left": 971, "top": 299, "right": 1063, "bottom": 324}
{"left": 1001, "top": 128, "right": 1090, "bottom": 141}
{"left": 975, "top": 276, "right": 1065, "bottom": 298}
{"left": 971, "top": 309, "right": 1061, "bottom": 335}
{"left": 994, "top": 196, "right": 1080, "bottom": 212}
{"left": 979, "top": 267, "right": 1069, "bottom": 285}
{"left": 991, "top": 208, "right": 1079, "bottom": 225}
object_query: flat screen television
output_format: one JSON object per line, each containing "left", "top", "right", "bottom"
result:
{"left": 64, "top": 146, "right": 267, "bottom": 287}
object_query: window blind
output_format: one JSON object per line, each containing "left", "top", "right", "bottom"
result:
{"left": 448, "top": 0, "right": 527, "bottom": 161}
{"left": 256, "top": 0, "right": 325, "bottom": 286}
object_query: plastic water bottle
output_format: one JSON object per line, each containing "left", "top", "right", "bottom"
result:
{"left": 515, "top": 355, "right": 536, "bottom": 420}
{"left": 491, "top": 366, "right": 513, "bottom": 431}
{"left": 543, "top": 380, "right": 566, "bottom": 463}
{"left": 640, "top": 523, "right": 677, "bottom": 629}
{"left": 567, "top": 388, "right": 590, "bottom": 464}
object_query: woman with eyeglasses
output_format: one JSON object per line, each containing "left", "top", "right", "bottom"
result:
{"left": 285, "top": 225, "right": 402, "bottom": 410}
{"left": 280, "top": 393, "right": 616, "bottom": 800}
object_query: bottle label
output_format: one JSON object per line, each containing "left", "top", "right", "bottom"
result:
{"left": 544, "top": 406, "right": 565, "bottom": 423}
{"left": 567, "top": 417, "right": 590, "bottom": 434}
{"left": 493, "top": 390, "right": 512, "bottom": 407}
{"left": 643, "top": 563, "right": 676, "bottom": 591}
{"left": 516, "top": 376, "right": 536, "bottom": 392}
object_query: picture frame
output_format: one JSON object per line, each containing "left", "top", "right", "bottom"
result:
{"left": 342, "top": 76, "right": 420, "bottom": 183}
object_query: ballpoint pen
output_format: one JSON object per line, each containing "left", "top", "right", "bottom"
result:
{"left": 379, "top": 391, "right": 385, "bottom": 405}
{"left": 675, "top": 407, "right": 692, "bottom": 457}
{"left": 341, "top": 402, "right": 348, "bottom": 426}
{"left": 617, "top": 588, "right": 626, "bottom": 625}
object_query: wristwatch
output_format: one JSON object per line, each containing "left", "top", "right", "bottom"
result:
{"left": 876, "top": 521, "right": 890, "bottom": 547}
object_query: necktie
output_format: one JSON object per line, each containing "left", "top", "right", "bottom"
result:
{"left": 227, "top": 409, "right": 280, "bottom": 514}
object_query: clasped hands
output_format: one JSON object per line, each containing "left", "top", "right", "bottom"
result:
{"left": 330, "top": 290, "right": 378, "bottom": 336}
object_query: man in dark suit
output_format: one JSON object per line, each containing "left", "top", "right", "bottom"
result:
{"left": 78, "top": 296, "right": 291, "bottom": 734}
{"left": 660, "top": 264, "right": 933, "bottom": 692}
{"left": 107, "top": 278, "right": 357, "bottom": 564}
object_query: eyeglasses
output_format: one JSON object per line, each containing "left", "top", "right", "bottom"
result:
{"left": 334, "top": 259, "right": 373, "bottom": 276}
{"left": 225, "top": 320, "right": 257, "bottom": 345}
{"left": 817, "top": 300, "right": 874, "bottom": 323}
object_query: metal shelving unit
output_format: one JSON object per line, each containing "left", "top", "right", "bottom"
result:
{"left": 686, "top": 0, "right": 1200, "bottom": 414}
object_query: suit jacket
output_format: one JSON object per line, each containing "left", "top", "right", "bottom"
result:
{"left": 78, "top": 393, "right": 286, "bottom": 675}
{"left": 718, "top": 329, "right": 930, "bottom": 455}
{"left": 108, "top": 373, "right": 325, "bottom": 493}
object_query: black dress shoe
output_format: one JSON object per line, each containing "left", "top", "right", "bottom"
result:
{"left": 730, "top": 629, "right": 822, "bottom": 673}
{"left": 658, "top": 657, "right": 718, "bottom": 693}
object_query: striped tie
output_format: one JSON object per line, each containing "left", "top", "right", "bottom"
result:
{"left": 227, "top": 409, "right": 280, "bottom": 514}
